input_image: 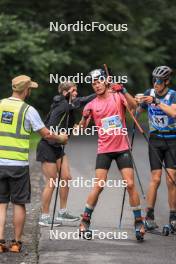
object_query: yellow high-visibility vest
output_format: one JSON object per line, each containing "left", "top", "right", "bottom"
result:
{"left": 0, "top": 98, "right": 31, "bottom": 161}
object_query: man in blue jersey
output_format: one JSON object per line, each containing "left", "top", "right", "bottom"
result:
{"left": 137, "top": 66, "right": 176, "bottom": 231}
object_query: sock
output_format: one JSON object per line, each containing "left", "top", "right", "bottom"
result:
{"left": 133, "top": 209, "right": 142, "bottom": 219}
{"left": 59, "top": 208, "right": 67, "bottom": 215}
{"left": 41, "top": 213, "right": 50, "bottom": 218}
{"left": 146, "top": 208, "right": 154, "bottom": 220}
{"left": 83, "top": 204, "right": 94, "bottom": 219}
{"left": 169, "top": 210, "right": 176, "bottom": 221}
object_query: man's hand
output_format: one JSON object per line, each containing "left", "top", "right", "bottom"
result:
{"left": 83, "top": 109, "right": 91, "bottom": 119}
{"left": 110, "top": 83, "right": 124, "bottom": 93}
{"left": 141, "top": 96, "right": 156, "bottom": 104}
{"left": 58, "top": 133, "right": 68, "bottom": 145}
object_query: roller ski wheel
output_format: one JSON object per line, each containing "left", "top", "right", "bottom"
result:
{"left": 135, "top": 218, "right": 145, "bottom": 241}
{"left": 79, "top": 213, "right": 92, "bottom": 240}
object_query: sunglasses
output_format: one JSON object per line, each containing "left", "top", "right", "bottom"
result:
{"left": 152, "top": 78, "right": 164, "bottom": 84}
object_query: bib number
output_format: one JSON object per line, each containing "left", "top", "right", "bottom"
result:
{"left": 101, "top": 115, "right": 122, "bottom": 131}
{"left": 152, "top": 115, "right": 168, "bottom": 128}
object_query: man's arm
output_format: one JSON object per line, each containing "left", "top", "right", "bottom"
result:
{"left": 123, "top": 92, "right": 137, "bottom": 111}
{"left": 154, "top": 102, "right": 176, "bottom": 118}
{"left": 38, "top": 127, "right": 68, "bottom": 145}
{"left": 71, "top": 94, "right": 96, "bottom": 109}
{"left": 142, "top": 92, "right": 176, "bottom": 118}
{"left": 110, "top": 84, "right": 137, "bottom": 111}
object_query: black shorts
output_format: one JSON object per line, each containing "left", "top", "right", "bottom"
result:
{"left": 149, "top": 136, "right": 176, "bottom": 170}
{"left": 36, "top": 140, "right": 65, "bottom": 163}
{"left": 95, "top": 150, "right": 133, "bottom": 170}
{"left": 0, "top": 166, "right": 31, "bottom": 204}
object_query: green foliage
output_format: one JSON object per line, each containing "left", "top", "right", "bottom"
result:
{"left": 0, "top": 0, "right": 176, "bottom": 115}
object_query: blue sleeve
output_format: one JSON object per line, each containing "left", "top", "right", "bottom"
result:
{"left": 140, "top": 89, "right": 151, "bottom": 110}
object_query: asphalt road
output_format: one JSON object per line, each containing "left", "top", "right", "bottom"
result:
{"left": 38, "top": 133, "right": 176, "bottom": 264}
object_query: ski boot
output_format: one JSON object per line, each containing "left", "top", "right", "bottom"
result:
{"left": 162, "top": 225, "right": 170, "bottom": 236}
{"left": 79, "top": 213, "right": 92, "bottom": 240}
{"left": 170, "top": 219, "right": 176, "bottom": 234}
{"left": 135, "top": 217, "right": 145, "bottom": 241}
{"left": 144, "top": 217, "right": 159, "bottom": 231}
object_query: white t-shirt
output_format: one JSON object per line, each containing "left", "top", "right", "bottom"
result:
{"left": 0, "top": 97, "right": 45, "bottom": 166}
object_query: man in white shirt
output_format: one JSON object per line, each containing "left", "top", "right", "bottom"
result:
{"left": 0, "top": 75, "right": 68, "bottom": 253}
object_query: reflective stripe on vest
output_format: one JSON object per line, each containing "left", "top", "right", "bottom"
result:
{"left": 0, "top": 98, "right": 31, "bottom": 161}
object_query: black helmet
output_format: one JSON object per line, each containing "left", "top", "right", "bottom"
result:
{"left": 87, "top": 69, "right": 107, "bottom": 82}
{"left": 152, "top": 66, "right": 172, "bottom": 79}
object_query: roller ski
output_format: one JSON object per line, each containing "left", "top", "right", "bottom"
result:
{"left": 135, "top": 217, "right": 145, "bottom": 241}
{"left": 169, "top": 212, "right": 176, "bottom": 234}
{"left": 170, "top": 220, "right": 176, "bottom": 234}
{"left": 79, "top": 213, "right": 92, "bottom": 240}
{"left": 160, "top": 213, "right": 176, "bottom": 236}
{"left": 144, "top": 218, "right": 159, "bottom": 231}
{"left": 161, "top": 219, "right": 176, "bottom": 236}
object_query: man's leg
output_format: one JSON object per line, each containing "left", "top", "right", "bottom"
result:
{"left": 0, "top": 170, "right": 10, "bottom": 251}
{"left": 146, "top": 140, "right": 164, "bottom": 228}
{"left": 80, "top": 169, "right": 108, "bottom": 231}
{"left": 147, "top": 170, "right": 162, "bottom": 208}
{"left": 145, "top": 170, "right": 162, "bottom": 229}
{"left": 57, "top": 155, "right": 79, "bottom": 221}
{"left": 166, "top": 169, "right": 176, "bottom": 229}
{"left": 120, "top": 168, "right": 140, "bottom": 207}
{"left": 0, "top": 203, "right": 8, "bottom": 240}
{"left": 120, "top": 168, "right": 145, "bottom": 236}
{"left": 13, "top": 204, "right": 26, "bottom": 241}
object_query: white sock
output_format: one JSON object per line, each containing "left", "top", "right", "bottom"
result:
{"left": 59, "top": 208, "right": 67, "bottom": 215}
{"left": 41, "top": 213, "right": 50, "bottom": 218}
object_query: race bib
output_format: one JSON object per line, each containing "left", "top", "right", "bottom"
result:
{"left": 1, "top": 111, "right": 14, "bottom": 125}
{"left": 101, "top": 115, "right": 122, "bottom": 131}
{"left": 152, "top": 115, "right": 168, "bottom": 128}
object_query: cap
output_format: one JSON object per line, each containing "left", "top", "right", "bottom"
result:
{"left": 12, "top": 75, "right": 38, "bottom": 92}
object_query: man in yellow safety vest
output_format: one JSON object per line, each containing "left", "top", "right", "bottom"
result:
{"left": 0, "top": 75, "right": 68, "bottom": 253}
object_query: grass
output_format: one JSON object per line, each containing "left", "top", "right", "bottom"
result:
{"left": 126, "top": 111, "right": 148, "bottom": 125}
{"left": 29, "top": 132, "right": 41, "bottom": 150}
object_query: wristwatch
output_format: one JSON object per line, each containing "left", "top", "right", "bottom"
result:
{"left": 153, "top": 97, "right": 161, "bottom": 105}
{"left": 122, "top": 87, "right": 128, "bottom": 94}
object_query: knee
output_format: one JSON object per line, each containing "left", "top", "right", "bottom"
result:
{"left": 151, "top": 174, "right": 161, "bottom": 186}
{"left": 126, "top": 181, "right": 135, "bottom": 191}
{"left": 61, "top": 173, "right": 72, "bottom": 181}
{"left": 166, "top": 175, "right": 174, "bottom": 186}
